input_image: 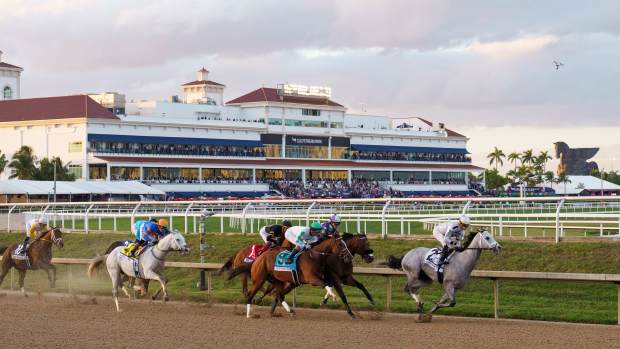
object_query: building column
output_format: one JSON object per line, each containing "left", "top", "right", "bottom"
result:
{"left": 139, "top": 167, "right": 144, "bottom": 181}
{"left": 252, "top": 168, "right": 257, "bottom": 184}
{"left": 302, "top": 168, "right": 307, "bottom": 185}
{"left": 106, "top": 163, "right": 111, "bottom": 181}
{"left": 198, "top": 167, "right": 203, "bottom": 182}
{"left": 389, "top": 170, "right": 393, "bottom": 183}
{"left": 281, "top": 134, "right": 286, "bottom": 158}
{"left": 429, "top": 171, "right": 433, "bottom": 185}
{"left": 347, "top": 169, "right": 352, "bottom": 185}
{"left": 328, "top": 136, "right": 332, "bottom": 160}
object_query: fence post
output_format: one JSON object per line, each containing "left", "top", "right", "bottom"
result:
{"left": 84, "top": 203, "right": 94, "bottom": 234}
{"left": 493, "top": 278, "right": 500, "bottom": 319}
{"left": 199, "top": 210, "right": 214, "bottom": 290}
{"left": 7, "top": 205, "right": 16, "bottom": 232}
{"left": 385, "top": 276, "right": 392, "bottom": 311}
{"left": 306, "top": 201, "right": 317, "bottom": 226}
{"left": 381, "top": 200, "right": 391, "bottom": 240}
{"left": 184, "top": 203, "right": 194, "bottom": 234}
{"left": 241, "top": 203, "right": 252, "bottom": 235}
{"left": 499, "top": 217, "right": 503, "bottom": 236}
{"left": 462, "top": 200, "right": 472, "bottom": 214}
{"left": 400, "top": 217, "right": 404, "bottom": 235}
{"left": 113, "top": 215, "right": 117, "bottom": 231}
{"left": 130, "top": 203, "right": 142, "bottom": 230}
{"left": 555, "top": 199, "right": 565, "bottom": 244}
{"left": 220, "top": 209, "right": 224, "bottom": 234}
{"left": 616, "top": 282, "right": 619, "bottom": 325}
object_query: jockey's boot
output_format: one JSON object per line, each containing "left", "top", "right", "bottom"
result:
{"left": 437, "top": 245, "right": 451, "bottom": 269}
{"left": 287, "top": 248, "right": 300, "bottom": 264}
{"left": 21, "top": 236, "right": 30, "bottom": 255}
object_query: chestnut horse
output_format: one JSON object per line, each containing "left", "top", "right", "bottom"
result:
{"left": 0, "top": 228, "right": 64, "bottom": 296}
{"left": 235, "top": 236, "right": 356, "bottom": 319}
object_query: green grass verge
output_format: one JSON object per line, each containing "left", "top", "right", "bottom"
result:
{"left": 1, "top": 232, "right": 618, "bottom": 324}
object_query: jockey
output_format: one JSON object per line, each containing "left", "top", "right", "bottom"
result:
{"left": 18, "top": 217, "right": 49, "bottom": 255}
{"left": 320, "top": 214, "right": 341, "bottom": 239}
{"left": 256, "top": 219, "right": 292, "bottom": 255}
{"left": 284, "top": 222, "right": 322, "bottom": 264}
{"left": 433, "top": 215, "right": 471, "bottom": 269}
{"left": 128, "top": 218, "right": 169, "bottom": 256}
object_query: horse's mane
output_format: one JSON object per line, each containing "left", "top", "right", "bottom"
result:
{"left": 342, "top": 233, "right": 354, "bottom": 241}
{"left": 462, "top": 231, "right": 479, "bottom": 249}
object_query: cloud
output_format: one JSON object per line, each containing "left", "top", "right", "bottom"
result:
{"left": 467, "top": 35, "right": 560, "bottom": 59}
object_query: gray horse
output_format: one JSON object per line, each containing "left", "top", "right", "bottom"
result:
{"left": 387, "top": 231, "right": 502, "bottom": 315}
{"left": 88, "top": 231, "right": 189, "bottom": 312}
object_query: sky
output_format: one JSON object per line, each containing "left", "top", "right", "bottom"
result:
{"left": 1, "top": 0, "right": 619, "bottom": 171}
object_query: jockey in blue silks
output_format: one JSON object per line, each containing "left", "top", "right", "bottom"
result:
{"left": 129, "top": 218, "right": 169, "bottom": 256}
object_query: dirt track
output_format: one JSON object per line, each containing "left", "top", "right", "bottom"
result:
{"left": 0, "top": 293, "right": 618, "bottom": 349}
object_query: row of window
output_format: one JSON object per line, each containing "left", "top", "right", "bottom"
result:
{"left": 268, "top": 118, "right": 343, "bottom": 129}
{"left": 3, "top": 86, "right": 12, "bottom": 100}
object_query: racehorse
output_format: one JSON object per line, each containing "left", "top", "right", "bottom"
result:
{"left": 232, "top": 236, "right": 356, "bottom": 319}
{"left": 386, "top": 230, "right": 502, "bottom": 316}
{"left": 102, "top": 240, "right": 150, "bottom": 298}
{"left": 320, "top": 233, "right": 375, "bottom": 306}
{"left": 0, "top": 228, "right": 64, "bottom": 296}
{"left": 87, "top": 231, "right": 189, "bottom": 312}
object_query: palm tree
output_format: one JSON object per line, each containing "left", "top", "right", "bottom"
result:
{"left": 556, "top": 172, "right": 571, "bottom": 195}
{"left": 544, "top": 171, "right": 555, "bottom": 189}
{"left": 487, "top": 147, "right": 506, "bottom": 171}
{"left": 538, "top": 150, "right": 552, "bottom": 172}
{"left": 8, "top": 146, "right": 37, "bottom": 179}
{"left": 35, "top": 157, "right": 75, "bottom": 181}
{"left": 521, "top": 149, "right": 535, "bottom": 166}
{"left": 507, "top": 152, "right": 521, "bottom": 171}
{"left": 0, "top": 150, "right": 7, "bottom": 176}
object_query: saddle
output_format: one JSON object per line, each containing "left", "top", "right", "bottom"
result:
{"left": 274, "top": 250, "right": 302, "bottom": 285}
{"left": 423, "top": 248, "right": 455, "bottom": 284}
{"left": 11, "top": 244, "right": 31, "bottom": 268}
{"left": 120, "top": 242, "right": 147, "bottom": 259}
{"left": 243, "top": 244, "right": 265, "bottom": 263}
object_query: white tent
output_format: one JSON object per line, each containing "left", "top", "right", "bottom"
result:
{"left": 0, "top": 180, "right": 165, "bottom": 196}
{"left": 547, "top": 175, "right": 620, "bottom": 195}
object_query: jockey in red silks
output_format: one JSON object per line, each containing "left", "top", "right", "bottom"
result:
{"left": 255, "top": 219, "right": 292, "bottom": 256}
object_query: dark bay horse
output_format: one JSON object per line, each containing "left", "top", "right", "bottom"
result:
{"left": 0, "top": 228, "right": 64, "bottom": 295}
{"left": 234, "top": 236, "right": 356, "bottom": 319}
{"left": 320, "top": 233, "right": 375, "bottom": 306}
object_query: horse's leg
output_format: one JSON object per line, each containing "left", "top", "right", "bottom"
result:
{"left": 330, "top": 279, "right": 355, "bottom": 319}
{"left": 406, "top": 286, "right": 424, "bottom": 314}
{"left": 41, "top": 264, "right": 56, "bottom": 288}
{"left": 344, "top": 275, "right": 375, "bottom": 307}
{"left": 246, "top": 272, "right": 268, "bottom": 318}
{"left": 429, "top": 285, "right": 456, "bottom": 313}
{"left": 154, "top": 275, "right": 168, "bottom": 303}
{"left": 0, "top": 261, "right": 11, "bottom": 287}
{"left": 278, "top": 282, "right": 296, "bottom": 316}
{"left": 255, "top": 283, "right": 274, "bottom": 304}
{"left": 18, "top": 269, "right": 27, "bottom": 297}
{"left": 241, "top": 272, "right": 248, "bottom": 297}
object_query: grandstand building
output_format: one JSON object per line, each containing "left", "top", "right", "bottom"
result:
{"left": 0, "top": 65, "right": 481, "bottom": 198}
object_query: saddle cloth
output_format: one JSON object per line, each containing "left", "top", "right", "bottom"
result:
{"left": 274, "top": 250, "right": 301, "bottom": 272}
{"left": 11, "top": 244, "right": 31, "bottom": 268}
{"left": 423, "top": 248, "right": 445, "bottom": 274}
{"left": 243, "top": 244, "right": 264, "bottom": 263}
{"left": 119, "top": 242, "right": 147, "bottom": 259}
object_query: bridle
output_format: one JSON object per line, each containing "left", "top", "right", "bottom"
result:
{"left": 37, "top": 229, "right": 63, "bottom": 246}
{"left": 151, "top": 233, "right": 187, "bottom": 261}
{"left": 337, "top": 238, "right": 353, "bottom": 263}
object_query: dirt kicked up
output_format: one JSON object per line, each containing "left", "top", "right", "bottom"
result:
{"left": 0, "top": 292, "right": 618, "bottom": 349}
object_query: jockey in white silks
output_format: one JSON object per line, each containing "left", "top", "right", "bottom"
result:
{"left": 432, "top": 215, "right": 471, "bottom": 268}
{"left": 283, "top": 222, "right": 322, "bottom": 263}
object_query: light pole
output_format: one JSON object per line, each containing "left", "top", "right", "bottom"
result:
{"left": 53, "top": 160, "right": 57, "bottom": 202}
{"left": 600, "top": 167, "right": 604, "bottom": 197}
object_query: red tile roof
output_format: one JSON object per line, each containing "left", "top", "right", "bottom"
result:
{"left": 181, "top": 80, "right": 225, "bottom": 87}
{"left": 0, "top": 95, "right": 119, "bottom": 122}
{"left": 95, "top": 156, "right": 481, "bottom": 170}
{"left": 0, "top": 62, "right": 23, "bottom": 70}
{"left": 226, "top": 87, "right": 344, "bottom": 107}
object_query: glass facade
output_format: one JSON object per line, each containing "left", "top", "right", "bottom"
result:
{"left": 256, "top": 169, "right": 302, "bottom": 181}
{"left": 352, "top": 171, "right": 389, "bottom": 181}
{"left": 307, "top": 170, "right": 348, "bottom": 180}
{"left": 89, "top": 141, "right": 264, "bottom": 157}
{"left": 264, "top": 144, "right": 282, "bottom": 157}
{"left": 143, "top": 167, "right": 199, "bottom": 183}
{"left": 111, "top": 166, "right": 139, "bottom": 180}
{"left": 89, "top": 164, "right": 106, "bottom": 180}
{"left": 393, "top": 171, "right": 430, "bottom": 184}
{"left": 432, "top": 171, "right": 466, "bottom": 185}
{"left": 202, "top": 168, "right": 252, "bottom": 181}
{"left": 285, "top": 145, "right": 328, "bottom": 159}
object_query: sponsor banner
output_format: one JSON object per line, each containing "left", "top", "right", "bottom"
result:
{"left": 331, "top": 137, "right": 350, "bottom": 147}
{"left": 260, "top": 134, "right": 283, "bottom": 145}
{"left": 286, "top": 135, "right": 328, "bottom": 146}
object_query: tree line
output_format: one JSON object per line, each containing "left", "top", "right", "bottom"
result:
{"left": 0, "top": 146, "right": 75, "bottom": 181}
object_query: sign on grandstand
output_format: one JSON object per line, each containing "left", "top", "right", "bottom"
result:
{"left": 277, "top": 83, "right": 332, "bottom": 99}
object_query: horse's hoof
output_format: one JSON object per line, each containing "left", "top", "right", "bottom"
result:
{"left": 414, "top": 314, "right": 432, "bottom": 323}
{"left": 271, "top": 313, "right": 282, "bottom": 318}
{"left": 164, "top": 296, "right": 170, "bottom": 302}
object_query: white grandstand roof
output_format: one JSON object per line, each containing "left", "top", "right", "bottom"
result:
{"left": 548, "top": 175, "right": 620, "bottom": 195}
{"left": 0, "top": 180, "right": 165, "bottom": 195}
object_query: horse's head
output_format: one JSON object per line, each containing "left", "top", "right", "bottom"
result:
{"left": 315, "top": 236, "right": 352, "bottom": 263}
{"left": 554, "top": 141, "right": 568, "bottom": 159}
{"left": 164, "top": 230, "right": 190, "bottom": 255}
{"left": 343, "top": 233, "right": 374, "bottom": 263}
{"left": 474, "top": 230, "right": 502, "bottom": 254}
{"left": 49, "top": 228, "right": 64, "bottom": 249}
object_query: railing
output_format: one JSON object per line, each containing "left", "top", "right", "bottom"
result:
{"left": 3, "top": 257, "right": 619, "bottom": 324}
{"left": 1, "top": 197, "right": 620, "bottom": 242}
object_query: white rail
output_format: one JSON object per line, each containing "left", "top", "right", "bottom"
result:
{"left": 1, "top": 196, "right": 620, "bottom": 242}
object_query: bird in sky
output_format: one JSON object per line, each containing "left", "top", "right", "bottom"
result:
{"left": 553, "top": 60, "right": 564, "bottom": 70}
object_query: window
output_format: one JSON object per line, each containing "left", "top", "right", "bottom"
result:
{"left": 268, "top": 118, "right": 282, "bottom": 125}
{"left": 68, "top": 142, "right": 82, "bottom": 153}
{"left": 284, "top": 119, "right": 303, "bottom": 127}
{"left": 68, "top": 165, "right": 83, "bottom": 179}
{"left": 3, "top": 86, "right": 12, "bottom": 100}
{"left": 302, "top": 109, "right": 321, "bottom": 116}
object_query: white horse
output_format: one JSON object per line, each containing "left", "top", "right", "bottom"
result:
{"left": 88, "top": 231, "right": 189, "bottom": 312}
{"left": 387, "top": 230, "right": 502, "bottom": 315}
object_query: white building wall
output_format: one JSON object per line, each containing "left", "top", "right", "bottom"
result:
{"left": 0, "top": 69, "right": 20, "bottom": 100}
{"left": 0, "top": 122, "right": 87, "bottom": 179}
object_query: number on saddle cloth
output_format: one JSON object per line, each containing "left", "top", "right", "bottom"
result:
{"left": 274, "top": 250, "right": 301, "bottom": 272}
{"left": 423, "top": 248, "right": 447, "bottom": 273}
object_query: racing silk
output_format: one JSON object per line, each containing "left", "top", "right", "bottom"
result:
{"left": 133, "top": 220, "right": 148, "bottom": 240}
{"left": 320, "top": 221, "right": 338, "bottom": 239}
{"left": 139, "top": 221, "right": 166, "bottom": 242}
{"left": 432, "top": 221, "right": 464, "bottom": 249}
{"left": 284, "top": 226, "right": 319, "bottom": 250}
{"left": 27, "top": 222, "right": 49, "bottom": 239}
{"left": 258, "top": 224, "right": 285, "bottom": 243}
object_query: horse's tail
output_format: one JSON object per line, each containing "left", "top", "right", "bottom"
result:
{"left": 385, "top": 255, "right": 403, "bottom": 270}
{"left": 87, "top": 254, "right": 108, "bottom": 278}
{"left": 226, "top": 263, "right": 252, "bottom": 281}
{"left": 217, "top": 256, "right": 234, "bottom": 275}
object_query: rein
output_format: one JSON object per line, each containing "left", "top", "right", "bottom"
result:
{"left": 35, "top": 229, "right": 62, "bottom": 245}
{"left": 151, "top": 244, "right": 168, "bottom": 261}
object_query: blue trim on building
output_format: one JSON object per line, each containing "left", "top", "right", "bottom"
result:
{"left": 350, "top": 144, "right": 469, "bottom": 154}
{"left": 87, "top": 133, "right": 261, "bottom": 147}
{"left": 167, "top": 191, "right": 270, "bottom": 198}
